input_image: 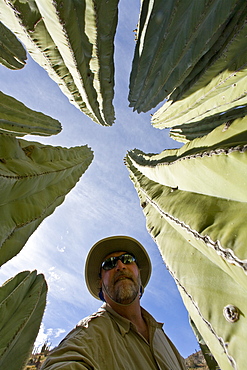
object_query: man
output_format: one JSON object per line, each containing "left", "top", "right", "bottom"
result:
{"left": 42, "top": 236, "right": 186, "bottom": 369}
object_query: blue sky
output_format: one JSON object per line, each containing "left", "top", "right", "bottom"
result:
{"left": 0, "top": 0, "right": 199, "bottom": 358}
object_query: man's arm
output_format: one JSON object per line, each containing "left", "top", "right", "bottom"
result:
{"left": 41, "top": 348, "right": 95, "bottom": 370}
{"left": 41, "top": 329, "right": 96, "bottom": 370}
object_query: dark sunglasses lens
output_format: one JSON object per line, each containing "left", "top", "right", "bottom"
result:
{"left": 120, "top": 254, "right": 135, "bottom": 264}
{"left": 102, "top": 254, "right": 136, "bottom": 270}
{"left": 102, "top": 257, "right": 115, "bottom": 270}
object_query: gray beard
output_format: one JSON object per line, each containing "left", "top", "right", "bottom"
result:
{"left": 103, "top": 274, "right": 141, "bottom": 305}
{"left": 114, "top": 280, "right": 139, "bottom": 304}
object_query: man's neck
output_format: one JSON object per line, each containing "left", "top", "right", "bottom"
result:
{"left": 105, "top": 298, "right": 149, "bottom": 342}
{"left": 106, "top": 297, "right": 142, "bottom": 321}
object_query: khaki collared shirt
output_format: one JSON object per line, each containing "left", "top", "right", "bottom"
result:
{"left": 41, "top": 304, "right": 186, "bottom": 369}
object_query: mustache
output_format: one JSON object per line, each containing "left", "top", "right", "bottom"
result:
{"left": 114, "top": 272, "right": 134, "bottom": 284}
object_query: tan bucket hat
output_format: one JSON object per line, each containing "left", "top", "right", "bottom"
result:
{"left": 85, "top": 235, "right": 152, "bottom": 300}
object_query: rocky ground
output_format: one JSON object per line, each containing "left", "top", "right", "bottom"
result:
{"left": 185, "top": 350, "right": 210, "bottom": 369}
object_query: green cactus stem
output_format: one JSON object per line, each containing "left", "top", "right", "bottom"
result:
{"left": 125, "top": 157, "right": 247, "bottom": 369}
{"left": 0, "top": 270, "right": 47, "bottom": 370}
{"left": 0, "top": 21, "right": 27, "bottom": 70}
{"left": 127, "top": 116, "right": 247, "bottom": 202}
{"left": 0, "top": 0, "right": 118, "bottom": 126}
{"left": 129, "top": 0, "right": 247, "bottom": 116}
{"left": 152, "top": 19, "right": 247, "bottom": 133}
{"left": 125, "top": 116, "right": 247, "bottom": 369}
{"left": 0, "top": 92, "right": 62, "bottom": 136}
{"left": 0, "top": 134, "right": 93, "bottom": 266}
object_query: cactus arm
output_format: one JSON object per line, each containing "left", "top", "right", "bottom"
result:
{"left": 0, "top": 270, "right": 47, "bottom": 370}
{"left": 0, "top": 91, "right": 62, "bottom": 136}
{"left": 152, "top": 25, "right": 247, "bottom": 131}
{"left": 169, "top": 106, "right": 247, "bottom": 143}
{"left": 127, "top": 116, "right": 247, "bottom": 202}
{"left": 0, "top": 21, "right": 26, "bottom": 70}
{"left": 94, "top": 0, "right": 118, "bottom": 125}
{"left": 0, "top": 0, "right": 118, "bottom": 126}
{"left": 169, "top": 2, "right": 247, "bottom": 102}
{"left": 34, "top": 0, "right": 104, "bottom": 124}
{"left": 129, "top": 0, "right": 246, "bottom": 113}
{"left": 0, "top": 134, "right": 93, "bottom": 266}
{"left": 0, "top": 0, "right": 89, "bottom": 117}
{"left": 151, "top": 4, "right": 247, "bottom": 133}
{"left": 153, "top": 73, "right": 247, "bottom": 130}
{"left": 125, "top": 156, "right": 247, "bottom": 289}
{"left": 125, "top": 157, "right": 247, "bottom": 369}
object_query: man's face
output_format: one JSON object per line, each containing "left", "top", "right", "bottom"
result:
{"left": 100, "top": 251, "right": 141, "bottom": 305}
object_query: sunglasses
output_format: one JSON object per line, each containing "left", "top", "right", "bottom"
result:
{"left": 101, "top": 253, "right": 136, "bottom": 271}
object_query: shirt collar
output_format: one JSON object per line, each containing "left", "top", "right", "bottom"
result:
{"left": 101, "top": 303, "right": 163, "bottom": 337}
{"left": 102, "top": 303, "right": 131, "bottom": 336}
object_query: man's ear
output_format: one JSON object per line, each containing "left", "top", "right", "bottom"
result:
{"left": 98, "top": 289, "right": 105, "bottom": 302}
{"left": 98, "top": 277, "right": 105, "bottom": 301}
{"left": 139, "top": 285, "right": 144, "bottom": 299}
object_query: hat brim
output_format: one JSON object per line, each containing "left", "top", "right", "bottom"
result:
{"left": 85, "top": 236, "right": 152, "bottom": 300}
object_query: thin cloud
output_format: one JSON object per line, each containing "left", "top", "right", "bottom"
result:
{"left": 34, "top": 323, "right": 66, "bottom": 351}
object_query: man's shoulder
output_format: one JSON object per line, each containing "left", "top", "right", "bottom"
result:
{"left": 58, "top": 306, "right": 110, "bottom": 346}
{"left": 77, "top": 306, "right": 108, "bottom": 328}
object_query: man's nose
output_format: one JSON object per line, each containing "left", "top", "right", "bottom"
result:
{"left": 115, "top": 259, "right": 126, "bottom": 270}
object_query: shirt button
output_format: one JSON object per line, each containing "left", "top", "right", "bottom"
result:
{"left": 223, "top": 305, "right": 239, "bottom": 323}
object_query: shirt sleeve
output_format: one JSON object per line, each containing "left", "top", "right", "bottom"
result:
{"left": 40, "top": 328, "right": 96, "bottom": 370}
{"left": 41, "top": 347, "right": 94, "bottom": 370}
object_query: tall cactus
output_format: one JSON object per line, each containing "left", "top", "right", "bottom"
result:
{"left": 0, "top": 0, "right": 118, "bottom": 126}
{"left": 0, "top": 30, "right": 93, "bottom": 267}
{"left": 129, "top": 0, "right": 247, "bottom": 119}
{"left": 0, "top": 134, "right": 93, "bottom": 267}
{"left": 0, "top": 5, "right": 95, "bottom": 367}
{"left": 125, "top": 116, "right": 247, "bottom": 369}
{"left": 0, "top": 270, "right": 47, "bottom": 370}
{"left": 127, "top": 2, "right": 247, "bottom": 368}
{"left": 152, "top": 15, "right": 247, "bottom": 137}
